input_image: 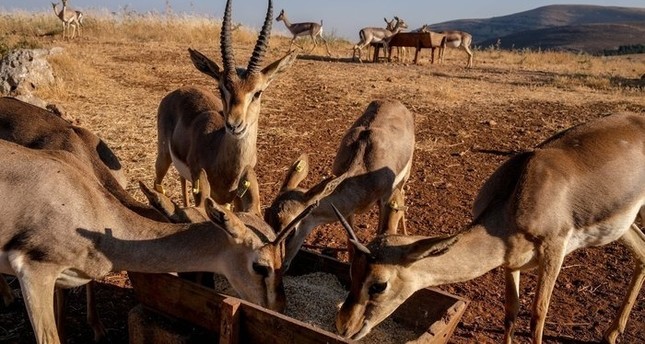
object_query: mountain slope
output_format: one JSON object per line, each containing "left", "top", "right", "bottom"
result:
{"left": 430, "top": 5, "right": 645, "bottom": 45}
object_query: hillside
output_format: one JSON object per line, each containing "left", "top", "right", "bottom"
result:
{"left": 430, "top": 4, "right": 645, "bottom": 48}
{"left": 479, "top": 22, "right": 645, "bottom": 53}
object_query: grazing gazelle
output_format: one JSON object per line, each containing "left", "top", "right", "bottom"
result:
{"left": 0, "top": 97, "right": 166, "bottom": 342}
{"left": 51, "top": 0, "right": 83, "bottom": 40}
{"left": 435, "top": 30, "right": 473, "bottom": 68}
{"left": 265, "top": 99, "right": 415, "bottom": 268}
{"left": 154, "top": 0, "right": 298, "bottom": 208}
{"left": 353, "top": 17, "right": 408, "bottom": 62}
{"left": 0, "top": 139, "right": 316, "bottom": 344}
{"left": 334, "top": 112, "right": 645, "bottom": 343}
{"left": 275, "top": 9, "right": 331, "bottom": 55}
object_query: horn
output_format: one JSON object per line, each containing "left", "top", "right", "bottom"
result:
{"left": 246, "top": 0, "right": 273, "bottom": 75}
{"left": 273, "top": 201, "right": 317, "bottom": 244}
{"left": 220, "top": 0, "right": 237, "bottom": 80}
{"left": 331, "top": 203, "right": 371, "bottom": 255}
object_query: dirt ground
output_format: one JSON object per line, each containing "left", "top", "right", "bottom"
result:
{"left": 0, "top": 33, "right": 644, "bottom": 344}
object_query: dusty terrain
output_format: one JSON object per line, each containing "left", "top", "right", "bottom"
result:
{"left": 0, "top": 24, "right": 644, "bottom": 344}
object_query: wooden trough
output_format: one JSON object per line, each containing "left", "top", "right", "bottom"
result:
{"left": 371, "top": 32, "right": 446, "bottom": 64}
{"left": 129, "top": 250, "right": 469, "bottom": 344}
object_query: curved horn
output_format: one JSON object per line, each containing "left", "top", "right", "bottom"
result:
{"left": 274, "top": 201, "right": 317, "bottom": 245}
{"left": 246, "top": 0, "right": 273, "bottom": 75}
{"left": 331, "top": 203, "right": 371, "bottom": 255}
{"left": 220, "top": 0, "right": 237, "bottom": 80}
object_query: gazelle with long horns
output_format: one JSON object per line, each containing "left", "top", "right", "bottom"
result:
{"left": 334, "top": 112, "right": 644, "bottom": 343}
{"left": 0, "top": 138, "right": 317, "bottom": 344}
{"left": 154, "top": 0, "right": 297, "bottom": 208}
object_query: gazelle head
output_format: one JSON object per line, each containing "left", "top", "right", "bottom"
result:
{"left": 332, "top": 205, "right": 458, "bottom": 340}
{"left": 139, "top": 172, "right": 317, "bottom": 312}
{"left": 264, "top": 154, "right": 347, "bottom": 265}
{"left": 275, "top": 9, "right": 286, "bottom": 22}
{"left": 188, "top": 0, "right": 297, "bottom": 137}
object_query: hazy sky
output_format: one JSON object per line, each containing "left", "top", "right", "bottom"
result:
{"left": 3, "top": 0, "right": 644, "bottom": 39}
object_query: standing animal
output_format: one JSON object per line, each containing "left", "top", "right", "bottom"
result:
{"left": 0, "top": 138, "right": 315, "bottom": 344}
{"left": 0, "top": 96, "right": 167, "bottom": 342}
{"left": 265, "top": 99, "right": 415, "bottom": 269}
{"left": 275, "top": 9, "right": 331, "bottom": 55}
{"left": 435, "top": 30, "right": 473, "bottom": 68}
{"left": 154, "top": 0, "right": 298, "bottom": 209}
{"left": 51, "top": 0, "right": 83, "bottom": 40}
{"left": 353, "top": 17, "right": 408, "bottom": 62}
{"left": 334, "top": 112, "right": 645, "bottom": 344}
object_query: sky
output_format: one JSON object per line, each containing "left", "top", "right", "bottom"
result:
{"left": 3, "top": 0, "right": 644, "bottom": 40}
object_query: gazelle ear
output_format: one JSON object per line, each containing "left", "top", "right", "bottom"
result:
{"left": 138, "top": 181, "right": 177, "bottom": 220}
{"left": 280, "top": 153, "right": 309, "bottom": 193}
{"left": 304, "top": 172, "right": 347, "bottom": 206}
{"left": 205, "top": 198, "right": 246, "bottom": 239}
{"left": 188, "top": 48, "right": 223, "bottom": 81}
{"left": 403, "top": 235, "right": 459, "bottom": 264}
{"left": 261, "top": 50, "right": 298, "bottom": 86}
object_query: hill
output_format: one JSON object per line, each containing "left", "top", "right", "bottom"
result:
{"left": 430, "top": 4, "right": 645, "bottom": 50}
{"left": 478, "top": 22, "right": 645, "bottom": 54}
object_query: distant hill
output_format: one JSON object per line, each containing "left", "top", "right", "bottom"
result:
{"left": 430, "top": 5, "right": 645, "bottom": 53}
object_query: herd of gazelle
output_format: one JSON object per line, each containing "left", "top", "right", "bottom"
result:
{"left": 0, "top": 1, "right": 642, "bottom": 344}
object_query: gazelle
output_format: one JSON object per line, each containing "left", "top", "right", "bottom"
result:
{"left": 353, "top": 17, "right": 408, "bottom": 62}
{"left": 435, "top": 30, "right": 473, "bottom": 68}
{"left": 265, "top": 99, "right": 415, "bottom": 269}
{"left": 334, "top": 112, "right": 645, "bottom": 344}
{"left": 0, "top": 96, "right": 167, "bottom": 342}
{"left": 275, "top": 9, "right": 331, "bottom": 55}
{"left": 154, "top": 0, "right": 298, "bottom": 209}
{"left": 51, "top": 0, "right": 83, "bottom": 40}
{"left": 0, "top": 139, "right": 317, "bottom": 344}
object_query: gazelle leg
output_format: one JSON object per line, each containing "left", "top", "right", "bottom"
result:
{"left": 530, "top": 242, "right": 567, "bottom": 344}
{"left": 180, "top": 176, "right": 189, "bottom": 207}
{"left": 54, "top": 288, "right": 67, "bottom": 343}
{"left": 504, "top": 269, "right": 521, "bottom": 344}
{"left": 463, "top": 45, "right": 474, "bottom": 68}
{"left": 15, "top": 264, "right": 61, "bottom": 344}
{"left": 604, "top": 222, "right": 645, "bottom": 344}
{"left": 153, "top": 145, "right": 172, "bottom": 195}
{"left": 86, "top": 282, "right": 107, "bottom": 342}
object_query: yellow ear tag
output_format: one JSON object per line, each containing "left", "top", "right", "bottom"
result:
{"left": 192, "top": 179, "right": 200, "bottom": 195}
{"left": 154, "top": 183, "right": 166, "bottom": 195}
{"left": 295, "top": 160, "right": 305, "bottom": 172}
{"left": 237, "top": 179, "right": 251, "bottom": 198}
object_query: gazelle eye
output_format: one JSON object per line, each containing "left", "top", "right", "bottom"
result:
{"left": 253, "top": 91, "right": 262, "bottom": 99}
{"left": 369, "top": 282, "right": 387, "bottom": 295}
{"left": 252, "top": 262, "right": 270, "bottom": 277}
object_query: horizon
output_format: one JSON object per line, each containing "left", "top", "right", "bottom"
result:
{"left": 2, "top": 1, "right": 644, "bottom": 40}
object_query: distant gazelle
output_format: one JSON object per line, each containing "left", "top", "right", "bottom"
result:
{"left": 353, "top": 17, "right": 408, "bottom": 62}
{"left": 334, "top": 112, "right": 644, "bottom": 344}
{"left": 51, "top": 0, "right": 83, "bottom": 40}
{"left": 276, "top": 9, "right": 331, "bottom": 55}
{"left": 154, "top": 0, "right": 297, "bottom": 208}
{"left": 265, "top": 99, "right": 415, "bottom": 268}
{"left": 435, "top": 30, "right": 473, "bottom": 68}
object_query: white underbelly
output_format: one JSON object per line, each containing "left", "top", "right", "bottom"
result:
{"left": 392, "top": 157, "right": 412, "bottom": 189}
{"left": 566, "top": 204, "right": 642, "bottom": 253}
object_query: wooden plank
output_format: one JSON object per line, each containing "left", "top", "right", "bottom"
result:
{"left": 235, "top": 300, "right": 350, "bottom": 344}
{"left": 219, "top": 297, "right": 241, "bottom": 344}
{"left": 128, "top": 272, "right": 222, "bottom": 332}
